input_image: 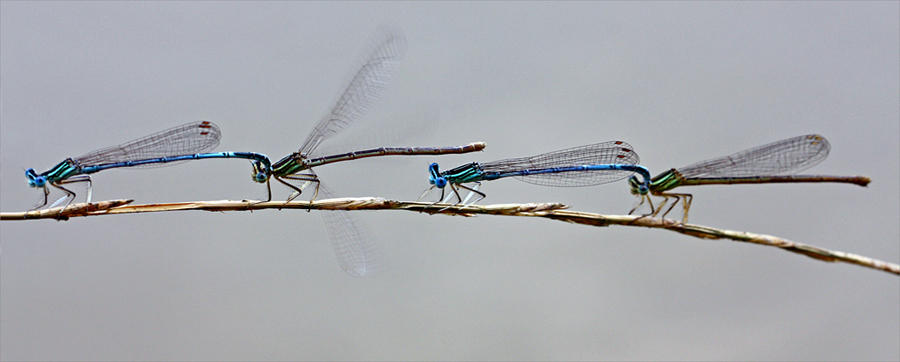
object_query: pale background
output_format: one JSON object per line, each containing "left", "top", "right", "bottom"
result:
{"left": 2, "top": 2, "right": 898, "bottom": 361}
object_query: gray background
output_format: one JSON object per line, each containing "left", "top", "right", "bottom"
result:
{"left": 2, "top": 2, "right": 898, "bottom": 360}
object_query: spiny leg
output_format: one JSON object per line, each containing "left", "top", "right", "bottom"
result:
{"left": 448, "top": 184, "right": 465, "bottom": 204}
{"left": 273, "top": 176, "right": 306, "bottom": 210}
{"left": 458, "top": 182, "right": 484, "bottom": 207}
{"left": 60, "top": 175, "right": 92, "bottom": 199}
{"left": 424, "top": 186, "right": 458, "bottom": 214}
{"left": 32, "top": 186, "right": 52, "bottom": 210}
{"left": 282, "top": 174, "right": 321, "bottom": 199}
{"left": 416, "top": 186, "right": 437, "bottom": 202}
{"left": 629, "top": 194, "right": 657, "bottom": 217}
{"left": 651, "top": 193, "right": 678, "bottom": 219}
{"left": 247, "top": 179, "right": 273, "bottom": 207}
{"left": 655, "top": 192, "right": 693, "bottom": 223}
{"left": 49, "top": 182, "right": 78, "bottom": 218}
{"left": 417, "top": 186, "right": 445, "bottom": 213}
{"left": 71, "top": 176, "right": 93, "bottom": 205}
{"left": 627, "top": 194, "right": 658, "bottom": 224}
{"left": 627, "top": 197, "right": 643, "bottom": 216}
{"left": 433, "top": 183, "right": 464, "bottom": 213}
{"left": 680, "top": 193, "right": 693, "bottom": 223}
{"left": 41, "top": 176, "right": 89, "bottom": 209}
{"left": 438, "top": 183, "right": 485, "bottom": 214}
{"left": 281, "top": 172, "right": 321, "bottom": 211}
{"left": 275, "top": 173, "right": 318, "bottom": 201}
{"left": 32, "top": 176, "right": 93, "bottom": 220}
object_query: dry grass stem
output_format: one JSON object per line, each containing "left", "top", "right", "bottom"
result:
{"left": 2, "top": 197, "right": 896, "bottom": 276}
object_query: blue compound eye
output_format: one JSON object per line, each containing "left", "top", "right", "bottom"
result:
{"left": 26, "top": 169, "right": 46, "bottom": 187}
{"left": 252, "top": 172, "right": 267, "bottom": 183}
{"left": 434, "top": 177, "right": 448, "bottom": 188}
{"left": 428, "top": 163, "right": 447, "bottom": 188}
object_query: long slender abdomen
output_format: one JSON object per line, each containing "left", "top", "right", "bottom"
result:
{"left": 679, "top": 175, "right": 871, "bottom": 187}
{"left": 306, "top": 142, "right": 487, "bottom": 168}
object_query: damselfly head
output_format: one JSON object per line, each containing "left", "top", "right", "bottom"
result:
{"left": 433, "top": 177, "right": 448, "bottom": 188}
{"left": 627, "top": 175, "right": 648, "bottom": 195}
{"left": 250, "top": 161, "right": 270, "bottom": 183}
{"left": 25, "top": 168, "right": 46, "bottom": 188}
{"left": 428, "top": 163, "right": 448, "bottom": 188}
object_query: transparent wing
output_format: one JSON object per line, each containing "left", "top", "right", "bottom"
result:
{"left": 74, "top": 121, "right": 221, "bottom": 169}
{"left": 677, "top": 134, "right": 830, "bottom": 178}
{"left": 300, "top": 26, "right": 407, "bottom": 158}
{"left": 318, "top": 186, "right": 381, "bottom": 277}
{"left": 481, "top": 141, "right": 640, "bottom": 187}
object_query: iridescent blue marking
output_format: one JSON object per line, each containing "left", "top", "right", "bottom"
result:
{"left": 25, "top": 121, "right": 271, "bottom": 210}
{"left": 423, "top": 141, "right": 651, "bottom": 207}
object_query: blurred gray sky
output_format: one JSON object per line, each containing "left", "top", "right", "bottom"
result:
{"left": 1, "top": 2, "right": 898, "bottom": 360}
